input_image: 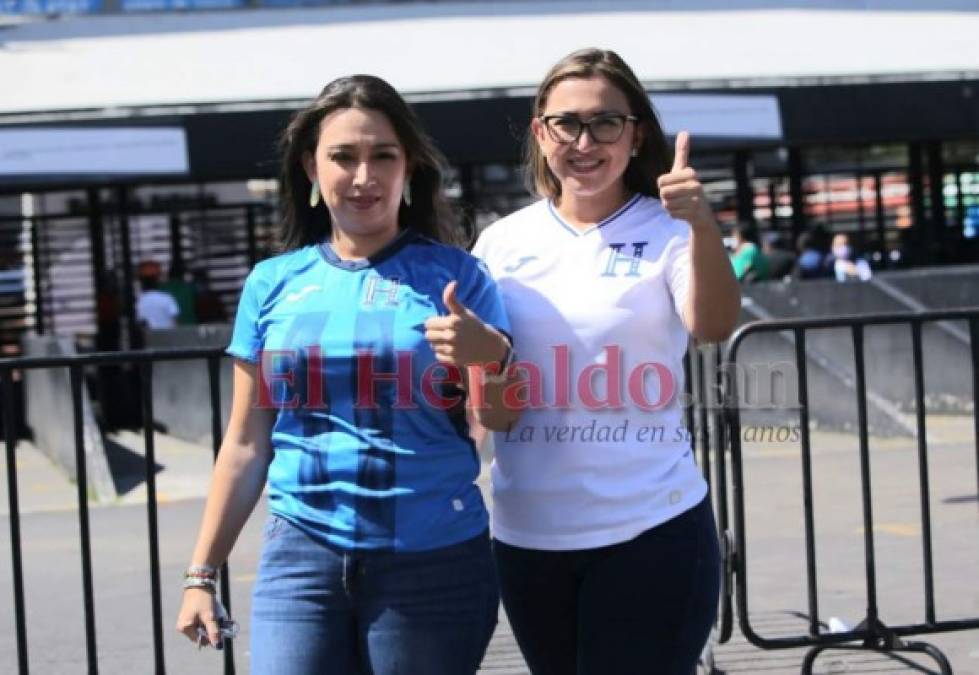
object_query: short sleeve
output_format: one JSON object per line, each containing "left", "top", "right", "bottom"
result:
{"left": 226, "top": 269, "right": 265, "bottom": 363}
{"left": 167, "top": 294, "right": 180, "bottom": 318}
{"left": 665, "top": 228, "right": 691, "bottom": 322}
{"left": 458, "top": 255, "right": 511, "bottom": 337}
{"left": 469, "top": 226, "right": 498, "bottom": 276}
{"left": 470, "top": 229, "right": 488, "bottom": 261}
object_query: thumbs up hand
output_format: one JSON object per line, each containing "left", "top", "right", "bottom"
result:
{"left": 441, "top": 281, "right": 470, "bottom": 317}
{"left": 656, "top": 131, "right": 716, "bottom": 231}
{"left": 424, "top": 281, "right": 509, "bottom": 370}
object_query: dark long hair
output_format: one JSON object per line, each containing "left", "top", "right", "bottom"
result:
{"left": 525, "top": 48, "right": 672, "bottom": 200}
{"left": 278, "top": 75, "right": 458, "bottom": 251}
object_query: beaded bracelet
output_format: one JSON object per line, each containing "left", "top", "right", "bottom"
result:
{"left": 185, "top": 564, "right": 217, "bottom": 578}
{"left": 183, "top": 577, "right": 217, "bottom": 592}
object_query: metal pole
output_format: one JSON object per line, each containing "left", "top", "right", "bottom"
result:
{"left": 208, "top": 356, "right": 236, "bottom": 675}
{"left": 140, "top": 362, "right": 166, "bottom": 674}
{"left": 789, "top": 148, "right": 806, "bottom": 244}
{"left": 925, "top": 141, "right": 946, "bottom": 260}
{"left": 29, "top": 215, "right": 44, "bottom": 335}
{"left": 852, "top": 325, "right": 880, "bottom": 626}
{"left": 87, "top": 188, "right": 107, "bottom": 301}
{"left": 69, "top": 365, "right": 99, "bottom": 674}
{"left": 768, "top": 179, "right": 779, "bottom": 231}
{"left": 696, "top": 348, "right": 712, "bottom": 492}
{"left": 245, "top": 205, "right": 258, "bottom": 269}
{"left": 910, "top": 320, "right": 937, "bottom": 624}
{"left": 908, "top": 142, "right": 927, "bottom": 266}
{"left": 795, "top": 329, "right": 820, "bottom": 636}
{"left": 116, "top": 186, "right": 138, "bottom": 350}
{"left": 873, "top": 172, "right": 887, "bottom": 269}
{"left": 855, "top": 170, "right": 867, "bottom": 254}
{"left": 971, "top": 319, "right": 979, "bottom": 520}
{"left": 2, "top": 371, "right": 29, "bottom": 674}
{"left": 734, "top": 150, "right": 754, "bottom": 225}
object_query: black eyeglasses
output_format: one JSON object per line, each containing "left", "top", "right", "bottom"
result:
{"left": 539, "top": 113, "right": 639, "bottom": 145}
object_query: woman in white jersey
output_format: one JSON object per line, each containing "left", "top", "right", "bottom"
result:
{"left": 472, "top": 48, "right": 740, "bottom": 673}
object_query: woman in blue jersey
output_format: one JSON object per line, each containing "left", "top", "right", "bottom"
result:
{"left": 176, "top": 75, "right": 518, "bottom": 675}
{"left": 472, "top": 49, "right": 741, "bottom": 674}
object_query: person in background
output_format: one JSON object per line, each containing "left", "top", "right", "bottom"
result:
{"left": 795, "top": 229, "right": 829, "bottom": 279}
{"left": 95, "top": 272, "right": 122, "bottom": 351}
{"left": 135, "top": 261, "right": 179, "bottom": 330}
{"left": 729, "top": 221, "right": 769, "bottom": 283}
{"left": 94, "top": 271, "right": 126, "bottom": 427}
{"left": 762, "top": 231, "right": 796, "bottom": 280}
{"left": 830, "top": 232, "right": 873, "bottom": 282}
{"left": 191, "top": 268, "right": 228, "bottom": 324}
{"left": 159, "top": 260, "right": 198, "bottom": 325}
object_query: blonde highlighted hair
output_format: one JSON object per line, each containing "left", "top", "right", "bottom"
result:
{"left": 525, "top": 48, "right": 672, "bottom": 200}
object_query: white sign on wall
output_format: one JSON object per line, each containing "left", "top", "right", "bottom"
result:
{"left": 0, "top": 127, "right": 190, "bottom": 175}
{"left": 652, "top": 94, "right": 783, "bottom": 139}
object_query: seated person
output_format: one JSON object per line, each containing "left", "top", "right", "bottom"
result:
{"left": 795, "top": 230, "right": 828, "bottom": 279}
{"left": 830, "top": 233, "right": 872, "bottom": 282}
{"left": 136, "top": 261, "right": 179, "bottom": 329}
{"left": 762, "top": 232, "right": 796, "bottom": 280}
{"left": 729, "top": 222, "right": 770, "bottom": 283}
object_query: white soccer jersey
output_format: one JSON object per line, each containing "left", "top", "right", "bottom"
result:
{"left": 472, "top": 194, "right": 708, "bottom": 550}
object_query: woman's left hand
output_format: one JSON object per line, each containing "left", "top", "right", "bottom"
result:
{"left": 657, "top": 131, "right": 716, "bottom": 231}
{"left": 424, "top": 282, "right": 508, "bottom": 370}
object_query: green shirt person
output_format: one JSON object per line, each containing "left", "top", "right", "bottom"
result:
{"left": 729, "top": 223, "right": 769, "bottom": 283}
{"left": 159, "top": 264, "right": 197, "bottom": 325}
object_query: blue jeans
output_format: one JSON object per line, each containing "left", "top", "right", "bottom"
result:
{"left": 250, "top": 515, "right": 499, "bottom": 675}
{"left": 493, "top": 496, "right": 721, "bottom": 675}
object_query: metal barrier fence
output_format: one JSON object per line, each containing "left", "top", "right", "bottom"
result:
{"left": 684, "top": 343, "right": 736, "bottom": 659}
{"left": 722, "top": 308, "right": 979, "bottom": 673}
{"left": 3, "top": 309, "right": 977, "bottom": 673}
{"left": 2, "top": 343, "right": 734, "bottom": 674}
{"left": 1, "top": 347, "right": 233, "bottom": 675}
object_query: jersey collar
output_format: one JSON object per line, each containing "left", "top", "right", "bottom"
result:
{"left": 546, "top": 193, "right": 642, "bottom": 237}
{"left": 318, "top": 228, "right": 417, "bottom": 271}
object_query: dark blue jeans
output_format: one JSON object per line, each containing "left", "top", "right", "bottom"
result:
{"left": 493, "top": 496, "right": 720, "bottom": 675}
{"left": 250, "top": 515, "right": 499, "bottom": 675}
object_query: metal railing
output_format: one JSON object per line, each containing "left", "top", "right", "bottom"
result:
{"left": 1, "top": 347, "right": 234, "bottom": 675}
{"left": 3, "top": 308, "right": 978, "bottom": 672}
{"left": 721, "top": 308, "right": 979, "bottom": 673}
{"left": 684, "top": 343, "right": 735, "bottom": 655}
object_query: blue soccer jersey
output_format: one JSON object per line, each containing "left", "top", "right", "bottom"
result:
{"left": 227, "top": 230, "right": 510, "bottom": 552}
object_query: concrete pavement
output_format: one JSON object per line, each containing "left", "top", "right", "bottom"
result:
{"left": 1, "top": 416, "right": 978, "bottom": 674}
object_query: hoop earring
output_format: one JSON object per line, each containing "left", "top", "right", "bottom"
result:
{"left": 402, "top": 181, "right": 412, "bottom": 207}
{"left": 309, "top": 181, "right": 320, "bottom": 208}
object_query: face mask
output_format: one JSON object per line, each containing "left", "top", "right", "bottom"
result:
{"left": 833, "top": 245, "right": 852, "bottom": 260}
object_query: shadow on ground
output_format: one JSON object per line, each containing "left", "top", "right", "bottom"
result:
{"left": 103, "top": 436, "right": 163, "bottom": 496}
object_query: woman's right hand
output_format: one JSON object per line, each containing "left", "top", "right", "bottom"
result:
{"left": 176, "top": 588, "right": 225, "bottom": 649}
{"left": 424, "top": 281, "right": 509, "bottom": 372}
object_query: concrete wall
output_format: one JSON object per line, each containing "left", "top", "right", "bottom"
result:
{"left": 21, "top": 334, "right": 116, "bottom": 502}
{"left": 732, "top": 328, "right": 916, "bottom": 438}
{"left": 739, "top": 267, "right": 978, "bottom": 436}
{"left": 745, "top": 277, "right": 973, "bottom": 412}
{"left": 884, "top": 265, "right": 979, "bottom": 310}
{"left": 143, "top": 325, "right": 233, "bottom": 445}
